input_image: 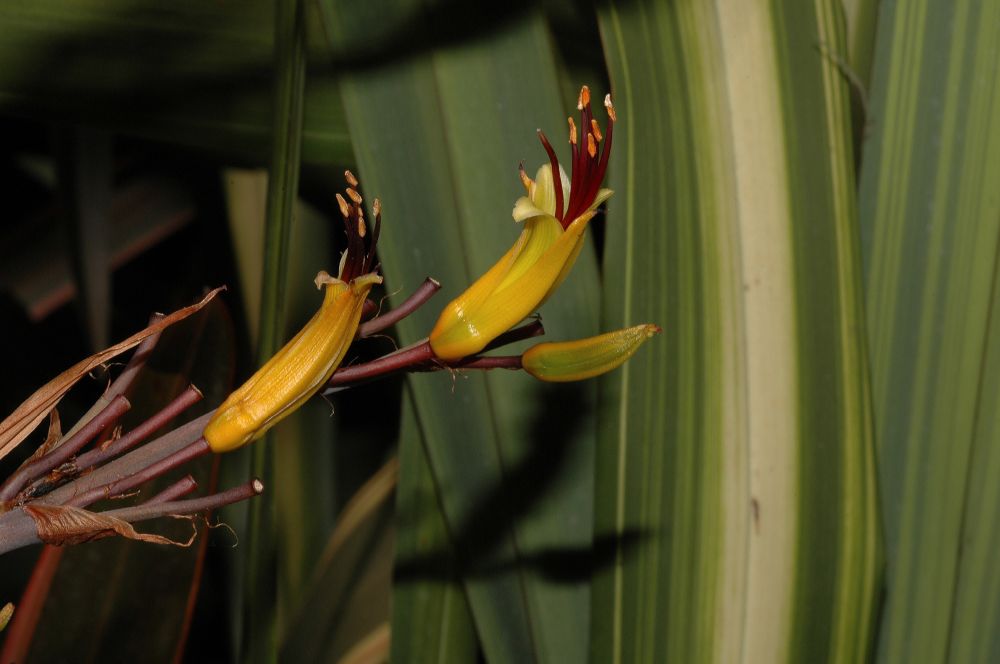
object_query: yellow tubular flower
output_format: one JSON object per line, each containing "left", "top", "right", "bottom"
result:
{"left": 429, "top": 86, "right": 617, "bottom": 360}
{"left": 203, "top": 173, "right": 383, "bottom": 453}
{"left": 522, "top": 324, "right": 661, "bottom": 382}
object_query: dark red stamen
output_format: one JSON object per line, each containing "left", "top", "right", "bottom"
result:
{"left": 536, "top": 130, "right": 565, "bottom": 222}
{"left": 337, "top": 172, "right": 381, "bottom": 282}
{"left": 568, "top": 127, "right": 584, "bottom": 223}
{"left": 546, "top": 87, "right": 615, "bottom": 229}
{"left": 371, "top": 208, "right": 382, "bottom": 267}
{"left": 586, "top": 114, "right": 614, "bottom": 214}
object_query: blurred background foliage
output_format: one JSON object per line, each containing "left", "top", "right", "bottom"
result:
{"left": 0, "top": 0, "right": 998, "bottom": 662}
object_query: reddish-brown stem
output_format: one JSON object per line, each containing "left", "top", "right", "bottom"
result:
{"left": 39, "top": 411, "right": 214, "bottom": 509}
{"left": 105, "top": 313, "right": 164, "bottom": 400}
{"left": 0, "top": 479, "right": 263, "bottom": 556}
{"left": 0, "top": 544, "right": 62, "bottom": 662}
{"left": 358, "top": 277, "right": 441, "bottom": 338}
{"left": 327, "top": 325, "right": 539, "bottom": 391}
{"left": 68, "top": 438, "right": 211, "bottom": 509}
{"left": 145, "top": 475, "right": 199, "bottom": 505}
{"left": 480, "top": 320, "right": 545, "bottom": 353}
{"left": 450, "top": 355, "right": 522, "bottom": 371}
{"left": 328, "top": 339, "right": 435, "bottom": 387}
{"left": 0, "top": 396, "right": 131, "bottom": 503}
{"left": 71, "top": 385, "right": 203, "bottom": 475}
{"left": 361, "top": 299, "right": 378, "bottom": 321}
{"left": 101, "top": 478, "right": 264, "bottom": 524}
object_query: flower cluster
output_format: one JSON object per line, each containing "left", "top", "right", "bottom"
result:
{"left": 206, "top": 85, "right": 658, "bottom": 452}
{"left": 0, "top": 85, "right": 658, "bottom": 560}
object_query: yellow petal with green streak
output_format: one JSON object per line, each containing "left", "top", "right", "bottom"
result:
{"left": 429, "top": 213, "right": 591, "bottom": 360}
{"left": 204, "top": 272, "right": 381, "bottom": 452}
{"left": 428, "top": 228, "right": 531, "bottom": 348}
{"left": 496, "top": 215, "right": 564, "bottom": 291}
{"left": 522, "top": 324, "right": 661, "bottom": 382}
{"left": 540, "top": 211, "right": 594, "bottom": 304}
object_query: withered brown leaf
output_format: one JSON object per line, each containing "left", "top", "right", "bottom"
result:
{"left": 23, "top": 503, "right": 195, "bottom": 548}
{"left": 0, "top": 287, "right": 223, "bottom": 462}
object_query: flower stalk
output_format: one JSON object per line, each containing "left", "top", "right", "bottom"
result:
{"left": 0, "top": 85, "right": 659, "bottom": 561}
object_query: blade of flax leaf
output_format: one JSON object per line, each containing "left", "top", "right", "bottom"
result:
{"left": 221, "top": 171, "right": 339, "bottom": 631}
{"left": 243, "top": 1, "right": 307, "bottom": 662}
{"left": 390, "top": 390, "right": 476, "bottom": 663}
{"left": 839, "top": 0, "right": 879, "bottom": 155}
{"left": 841, "top": 0, "right": 879, "bottom": 88}
{"left": 280, "top": 457, "right": 397, "bottom": 662}
{"left": 858, "top": 1, "right": 1000, "bottom": 662}
{"left": 593, "top": 2, "right": 880, "bottom": 663}
{"left": 326, "top": 8, "right": 601, "bottom": 663}
{"left": 0, "top": 0, "right": 350, "bottom": 165}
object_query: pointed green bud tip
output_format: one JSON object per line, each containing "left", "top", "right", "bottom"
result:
{"left": 1, "top": 602, "right": 13, "bottom": 632}
{"left": 522, "top": 323, "right": 661, "bottom": 382}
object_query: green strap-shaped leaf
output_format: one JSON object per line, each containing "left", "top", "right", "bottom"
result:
{"left": 859, "top": 1, "right": 1000, "bottom": 661}
{"left": 950, "top": 268, "right": 1000, "bottom": 664}
{"left": 221, "top": 172, "right": 340, "bottom": 627}
{"left": 593, "top": 1, "right": 880, "bottom": 661}
{"left": 243, "top": 1, "right": 308, "bottom": 661}
{"left": 842, "top": 0, "right": 879, "bottom": 86}
{"left": 0, "top": 0, "right": 351, "bottom": 164}
{"left": 328, "top": 9, "right": 601, "bottom": 663}
{"left": 390, "top": 390, "right": 477, "bottom": 663}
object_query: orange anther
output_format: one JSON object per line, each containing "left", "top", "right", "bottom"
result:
{"left": 336, "top": 193, "right": 350, "bottom": 218}
{"left": 591, "top": 118, "right": 603, "bottom": 142}
{"left": 604, "top": 94, "right": 616, "bottom": 122}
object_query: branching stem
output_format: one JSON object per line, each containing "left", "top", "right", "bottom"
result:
{"left": 357, "top": 277, "right": 440, "bottom": 338}
{"left": 0, "top": 396, "right": 130, "bottom": 504}
{"left": 68, "top": 438, "right": 211, "bottom": 509}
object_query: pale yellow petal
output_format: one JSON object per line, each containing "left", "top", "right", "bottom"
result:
{"left": 529, "top": 163, "right": 570, "bottom": 216}
{"left": 512, "top": 196, "right": 549, "bottom": 223}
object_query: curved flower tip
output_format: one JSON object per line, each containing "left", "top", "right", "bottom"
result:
{"left": 204, "top": 172, "right": 383, "bottom": 453}
{"left": 522, "top": 324, "right": 660, "bottom": 382}
{"left": 430, "top": 86, "right": 617, "bottom": 361}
